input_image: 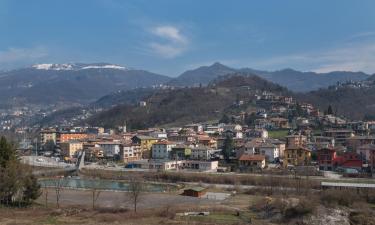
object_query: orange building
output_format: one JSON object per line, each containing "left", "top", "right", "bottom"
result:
{"left": 59, "top": 132, "right": 89, "bottom": 143}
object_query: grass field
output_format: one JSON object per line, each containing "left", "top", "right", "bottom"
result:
{"left": 268, "top": 129, "right": 289, "bottom": 139}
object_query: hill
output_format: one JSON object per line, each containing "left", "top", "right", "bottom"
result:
{"left": 168, "top": 62, "right": 369, "bottom": 92}
{"left": 297, "top": 84, "right": 375, "bottom": 120}
{"left": 87, "top": 73, "right": 288, "bottom": 129}
{"left": 0, "top": 63, "right": 171, "bottom": 106}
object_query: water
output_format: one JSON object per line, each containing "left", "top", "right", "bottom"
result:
{"left": 39, "top": 178, "right": 173, "bottom": 192}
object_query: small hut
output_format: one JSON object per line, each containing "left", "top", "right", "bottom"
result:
{"left": 182, "top": 187, "right": 206, "bottom": 197}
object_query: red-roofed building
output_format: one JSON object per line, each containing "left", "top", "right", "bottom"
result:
{"left": 317, "top": 148, "right": 337, "bottom": 171}
{"left": 238, "top": 154, "right": 266, "bottom": 169}
{"left": 333, "top": 152, "right": 362, "bottom": 169}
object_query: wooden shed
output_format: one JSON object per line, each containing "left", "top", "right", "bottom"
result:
{"left": 182, "top": 187, "right": 207, "bottom": 197}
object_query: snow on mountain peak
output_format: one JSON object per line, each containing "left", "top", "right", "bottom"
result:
{"left": 32, "top": 63, "right": 127, "bottom": 71}
{"left": 81, "top": 64, "right": 127, "bottom": 70}
{"left": 32, "top": 64, "right": 73, "bottom": 70}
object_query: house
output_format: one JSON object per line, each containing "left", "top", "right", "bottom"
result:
{"left": 171, "top": 145, "right": 192, "bottom": 160}
{"left": 356, "top": 144, "right": 375, "bottom": 163}
{"left": 333, "top": 152, "right": 362, "bottom": 169}
{"left": 323, "top": 129, "right": 355, "bottom": 146}
{"left": 60, "top": 140, "right": 83, "bottom": 158}
{"left": 190, "top": 146, "right": 219, "bottom": 160}
{"left": 269, "top": 117, "right": 289, "bottom": 129}
{"left": 40, "top": 128, "right": 58, "bottom": 144}
{"left": 286, "top": 135, "right": 307, "bottom": 148}
{"left": 283, "top": 147, "right": 311, "bottom": 167}
{"left": 246, "top": 129, "right": 268, "bottom": 138}
{"left": 131, "top": 135, "right": 160, "bottom": 158}
{"left": 120, "top": 144, "right": 142, "bottom": 163}
{"left": 184, "top": 124, "right": 203, "bottom": 133}
{"left": 151, "top": 140, "right": 176, "bottom": 159}
{"left": 369, "top": 149, "right": 375, "bottom": 172}
{"left": 182, "top": 187, "right": 206, "bottom": 197}
{"left": 97, "top": 141, "right": 121, "bottom": 158}
{"left": 347, "top": 136, "right": 375, "bottom": 151}
{"left": 239, "top": 154, "right": 266, "bottom": 169}
{"left": 238, "top": 139, "right": 280, "bottom": 162}
{"left": 59, "top": 132, "right": 88, "bottom": 143}
{"left": 317, "top": 148, "right": 337, "bottom": 171}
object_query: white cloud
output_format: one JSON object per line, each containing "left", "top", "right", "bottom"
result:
{"left": 148, "top": 25, "right": 189, "bottom": 58}
{"left": 0, "top": 46, "right": 48, "bottom": 66}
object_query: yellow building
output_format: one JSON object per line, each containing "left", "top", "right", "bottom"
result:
{"left": 60, "top": 141, "right": 83, "bottom": 158}
{"left": 40, "top": 129, "right": 58, "bottom": 144}
{"left": 283, "top": 146, "right": 311, "bottom": 167}
{"left": 131, "top": 135, "right": 159, "bottom": 158}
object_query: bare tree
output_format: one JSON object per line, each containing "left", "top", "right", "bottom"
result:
{"left": 43, "top": 183, "right": 49, "bottom": 208}
{"left": 126, "top": 176, "right": 145, "bottom": 213}
{"left": 85, "top": 169, "right": 103, "bottom": 209}
{"left": 53, "top": 177, "right": 66, "bottom": 208}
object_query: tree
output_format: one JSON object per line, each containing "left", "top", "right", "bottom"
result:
{"left": 327, "top": 105, "right": 333, "bottom": 115}
{"left": 126, "top": 176, "right": 145, "bottom": 213}
{"left": 0, "top": 136, "right": 40, "bottom": 206}
{"left": 53, "top": 178, "right": 66, "bottom": 208}
{"left": 0, "top": 136, "right": 16, "bottom": 168}
{"left": 222, "top": 135, "right": 234, "bottom": 162}
{"left": 219, "top": 114, "right": 230, "bottom": 124}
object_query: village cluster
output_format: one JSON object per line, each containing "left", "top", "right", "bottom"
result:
{"left": 29, "top": 91, "right": 375, "bottom": 176}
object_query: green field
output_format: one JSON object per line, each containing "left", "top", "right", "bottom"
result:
{"left": 268, "top": 130, "right": 289, "bottom": 139}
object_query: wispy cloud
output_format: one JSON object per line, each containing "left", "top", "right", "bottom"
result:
{"left": 0, "top": 46, "right": 48, "bottom": 67}
{"left": 148, "top": 25, "right": 189, "bottom": 58}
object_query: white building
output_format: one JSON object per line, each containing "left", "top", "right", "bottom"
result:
{"left": 191, "top": 146, "right": 219, "bottom": 160}
{"left": 97, "top": 142, "right": 121, "bottom": 158}
{"left": 151, "top": 141, "right": 176, "bottom": 159}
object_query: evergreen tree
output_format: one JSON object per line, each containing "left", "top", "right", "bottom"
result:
{"left": 222, "top": 135, "right": 233, "bottom": 162}
{"left": 327, "top": 105, "right": 333, "bottom": 115}
{"left": 219, "top": 114, "right": 230, "bottom": 124}
{"left": 0, "top": 136, "right": 41, "bottom": 206}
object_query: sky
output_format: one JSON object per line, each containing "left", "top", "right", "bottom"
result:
{"left": 1, "top": 0, "right": 375, "bottom": 76}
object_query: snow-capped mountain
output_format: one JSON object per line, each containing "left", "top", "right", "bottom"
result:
{"left": 31, "top": 63, "right": 128, "bottom": 71}
{"left": 0, "top": 63, "right": 170, "bottom": 105}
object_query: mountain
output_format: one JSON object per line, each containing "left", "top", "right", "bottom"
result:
{"left": 168, "top": 62, "right": 236, "bottom": 86}
{"left": 241, "top": 68, "right": 369, "bottom": 92}
{"left": 0, "top": 63, "right": 171, "bottom": 106}
{"left": 169, "top": 62, "right": 369, "bottom": 92}
{"left": 87, "top": 72, "right": 288, "bottom": 128}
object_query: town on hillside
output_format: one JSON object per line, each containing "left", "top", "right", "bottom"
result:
{"left": 14, "top": 90, "right": 375, "bottom": 177}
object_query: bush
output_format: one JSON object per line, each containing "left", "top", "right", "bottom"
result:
{"left": 320, "top": 190, "right": 359, "bottom": 207}
{"left": 283, "top": 199, "right": 314, "bottom": 219}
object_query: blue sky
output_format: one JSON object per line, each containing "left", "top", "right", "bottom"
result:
{"left": 1, "top": 0, "right": 375, "bottom": 76}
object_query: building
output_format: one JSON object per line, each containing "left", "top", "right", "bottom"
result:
{"left": 333, "top": 152, "right": 362, "bottom": 169}
{"left": 129, "top": 159, "right": 218, "bottom": 171}
{"left": 97, "top": 142, "right": 121, "bottom": 158}
{"left": 356, "top": 144, "right": 375, "bottom": 163}
{"left": 182, "top": 187, "right": 206, "bottom": 197}
{"left": 323, "top": 129, "right": 355, "bottom": 146}
{"left": 59, "top": 132, "right": 88, "bottom": 143}
{"left": 190, "top": 146, "right": 219, "bottom": 160}
{"left": 171, "top": 145, "right": 192, "bottom": 160}
{"left": 120, "top": 144, "right": 142, "bottom": 163}
{"left": 60, "top": 140, "right": 83, "bottom": 158}
{"left": 269, "top": 117, "right": 289, "bottom": 129}
{"left": 40, "top": 129, "right": 58, "bottom": 144}
{"left": 316, "top": 148, "right": 337, "bottom": 171}
{"left": 285, "top": 135, "right": 307, "bottom": 148}
{"left": 238, "top": 154, "right": 266, "bottom": 170}
{"left": 151, "top": 140, "right": 176, "bottom": 159}
{"left": 131, "top": 135, "right": 160, "bottom": 158}
{"left": 283, "top": 147, "right": 311, "bottom": 167}
{"left": 347, "top": 136, "right": 375, "bottom": 151}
